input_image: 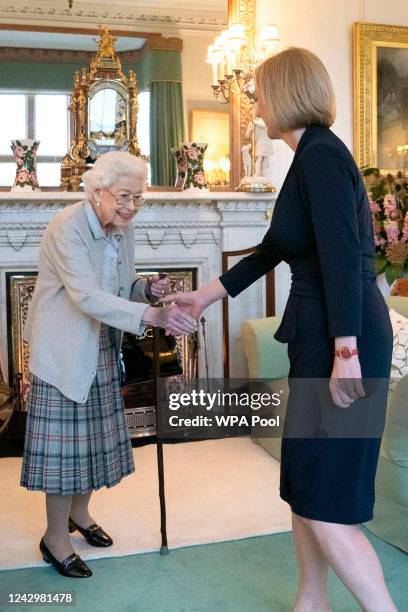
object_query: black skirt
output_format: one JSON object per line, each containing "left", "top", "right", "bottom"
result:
{"left": 279, "top": 287, "right": 393, "bottom": 524}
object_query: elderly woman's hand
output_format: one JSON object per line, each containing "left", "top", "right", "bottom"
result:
{"left": 142, "top": 304, "right": 197, "bottom": 336}
{"left": 149, "top": 274, "right": 171, "bottom": 298}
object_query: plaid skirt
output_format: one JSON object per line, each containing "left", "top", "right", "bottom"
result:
{"left": 20, "top": 324, "right": 135, "bottom": 494}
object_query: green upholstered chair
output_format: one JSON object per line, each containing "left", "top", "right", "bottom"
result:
{"left": 240, "top": 295, "right": 408, "bottom": 552}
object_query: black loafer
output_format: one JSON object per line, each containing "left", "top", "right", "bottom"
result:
{"left": 68, "top": 516, "right": 113, "bottom": 547}
{"left": 40, "top": 538, "right": 92, "bottom": 578}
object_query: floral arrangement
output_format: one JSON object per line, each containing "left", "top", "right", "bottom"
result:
{"left": 363, "top": 168, "right": 408, "bottom": 285}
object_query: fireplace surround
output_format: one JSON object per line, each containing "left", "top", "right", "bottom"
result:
{"left": 0, "top": 190, "right": 275, "bottom": 439}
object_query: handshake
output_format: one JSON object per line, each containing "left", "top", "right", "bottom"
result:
{"left": 142, "top": 275, "right": 207, "bottom": 336}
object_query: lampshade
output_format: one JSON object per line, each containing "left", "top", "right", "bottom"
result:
{"left": 229, "top": 23, "right": 246, "bottom": 41}
{"left": 214, "top": 35, "right": 226, "bottom": 50}
{"left": 259, "top": 24, "right": 280, "bottom": 44}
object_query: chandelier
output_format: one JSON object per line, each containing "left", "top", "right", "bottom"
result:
{"left": 206, "top": 23, "right": 279, "bottom": 104}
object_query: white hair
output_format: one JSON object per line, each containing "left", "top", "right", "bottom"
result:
{"left": 82, "top": 151, "right": 147, "bottom": 199}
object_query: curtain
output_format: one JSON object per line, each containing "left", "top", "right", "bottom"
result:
{"left": 149, "top": 81, "right": 186, "bottom": 186}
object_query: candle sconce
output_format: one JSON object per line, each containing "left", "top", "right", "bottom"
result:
{"left": 207, "top": 23, "right": 279, "bottom": 104}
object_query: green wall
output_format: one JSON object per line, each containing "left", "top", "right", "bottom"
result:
{"left": 0, "top": 49, "right": 182, "bottom": 93}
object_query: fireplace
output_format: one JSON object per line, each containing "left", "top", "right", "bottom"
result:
{"left": 6, "top": 268, "right": 197, "bottom": 438}
{"left": 0, "top": 190, "right": 274, "bottom": 449}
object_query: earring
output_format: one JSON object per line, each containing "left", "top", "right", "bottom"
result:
{"left": 96, "top": 200, "right": 101, "bottom": 207}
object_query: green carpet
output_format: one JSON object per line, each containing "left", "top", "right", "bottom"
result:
{"left": 0, "top": 530, "right": 406, "bottom": 612}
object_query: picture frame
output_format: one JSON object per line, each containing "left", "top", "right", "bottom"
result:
{"left": 353, "top": 22, "right": 408, "bottom": 173}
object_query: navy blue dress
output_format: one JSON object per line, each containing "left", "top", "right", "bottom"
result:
{"left": 219, "top": 125, "right": 392, "bottom": 524}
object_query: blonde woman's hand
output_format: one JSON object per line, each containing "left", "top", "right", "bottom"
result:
{"left": 142, "top": 304, "right": 197, "bottom": 336}
{"left": 329, "top": 355, "right": 365, "bottom": 408}
{"left": 160, "top": 289, "right": 208, "bottom": 321}
{"left": 160, "top": 279, "right": 228, "bottom": 336}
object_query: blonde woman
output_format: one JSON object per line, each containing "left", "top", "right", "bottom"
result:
{"left": 163, "top": 49, "right": 396, "bottom": 611}
{"left": 20, "top": 152, "right": 197, "bottom": 578}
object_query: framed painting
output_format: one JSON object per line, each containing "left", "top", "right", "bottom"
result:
{"left": 353, "top": 22, "right": 408, "bottom": 173}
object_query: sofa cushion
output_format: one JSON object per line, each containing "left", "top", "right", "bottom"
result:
{"left": 389, "top": 308, "right": 408, "bottom": 391}
{"left": 251, "top": 377, "right": 289, "bottom": 462}
{"left": 240, "top": 317, "right": 290, "bottom": 379}
{"left": 385, "top": 295, "right": 408, "bottom": 318}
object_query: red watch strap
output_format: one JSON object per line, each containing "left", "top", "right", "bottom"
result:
{"left": 334, "top": 347, "right": 359, "bottom": 360}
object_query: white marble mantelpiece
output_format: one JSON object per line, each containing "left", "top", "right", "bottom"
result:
{"left": 0, "top": 190, "right": 275, "bottom": 382}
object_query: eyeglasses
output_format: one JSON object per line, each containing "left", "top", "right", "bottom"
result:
{"left": 104, "top": 188, "right": 145, "bottom": 207}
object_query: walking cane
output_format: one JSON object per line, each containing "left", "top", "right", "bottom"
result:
{"left": 152, "top": 276, "right": 169, "bottom": 555}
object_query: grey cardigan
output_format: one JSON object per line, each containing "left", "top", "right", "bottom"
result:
{"left": 23, "top": 200, "right": 151, "bottom": 404}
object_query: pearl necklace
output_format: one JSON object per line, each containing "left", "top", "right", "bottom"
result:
{"left": 106, "top": 226, "right": 112, "bottom": 239}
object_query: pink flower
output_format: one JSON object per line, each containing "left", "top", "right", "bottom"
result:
{"left": 374, "top": 236, "right": 386, "bottom": 247}
{"left": 369, "top": 199, "right": 381, "bottom": 214}
{"left": 16, "top": 168, "right": 29, "bottom": 183}
{"left": 384, "top": 219, "right": 400, "bottom": 242}
{"left": 14, "top": 145, "right": 24, "bottom": 158}
{"left": 195, "top": 171, "right": 206, "bottom": 185}
{"left": 186, "top": 148, "right": 198, "bottom": 160}
{"left": 402, "top": 212, "right": 408, "bottom": 241}
{"left": 383, "top": 193, "right": 397, "bottom": 218}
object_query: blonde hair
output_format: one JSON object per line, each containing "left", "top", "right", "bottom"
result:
{"left": 82, "top": 151, "right": 147, "bottom": 200}
{"left": 254, "top": 47, "right": 336, "bottom": 132}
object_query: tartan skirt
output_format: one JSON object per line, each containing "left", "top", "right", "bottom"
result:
{"left": 20, "top": 323, "right": 135, "bottom": 494}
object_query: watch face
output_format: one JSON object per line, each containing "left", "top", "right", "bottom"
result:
{"left": 340, "top": 347, "right": 352, "bottom": 360}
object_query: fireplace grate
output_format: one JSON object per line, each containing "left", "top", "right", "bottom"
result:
{"left": 6, "top": 268, "right": 197, "bottom": 441}
{"left": 125, "top": 406, "right": 156, "bottom": 438}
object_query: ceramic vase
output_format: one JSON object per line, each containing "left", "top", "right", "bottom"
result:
{"left": 182, "top": 142, "right": 209, "bottom": 192}
{"left": 10, "top": 139, "right": 41, "bottom": 192}
{"left": 171, "top": 146, "right": 187, "bottom": 189}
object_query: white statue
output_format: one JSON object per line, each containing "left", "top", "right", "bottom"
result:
{"left": 240, "top": 116, "right": 275, "bottom": 192}
{"left": 242, "top": 142, "right": 252, "bottom": 177}
{"left": 244, "top": 117, "right": 275, "bottom": 178}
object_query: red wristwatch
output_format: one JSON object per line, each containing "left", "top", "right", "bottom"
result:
{"left": 334, "top": 347, "right": 359, "bottom": 360}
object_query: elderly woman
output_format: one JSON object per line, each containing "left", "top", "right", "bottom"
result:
{"left": 163, "top": 49, "right": 396, "bottom": 610}
{"left": 20, "top": 151, "right": 197, "bottom": 578}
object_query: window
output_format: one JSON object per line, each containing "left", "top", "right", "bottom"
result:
{"left": 0, "top": 93, "right": 70, "bottom": 187}
{"left": 0, "top": 90, "right": 151, "bottom": 187}
{"left": 0, "top": 94, "right": 27, "bottom": 187}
